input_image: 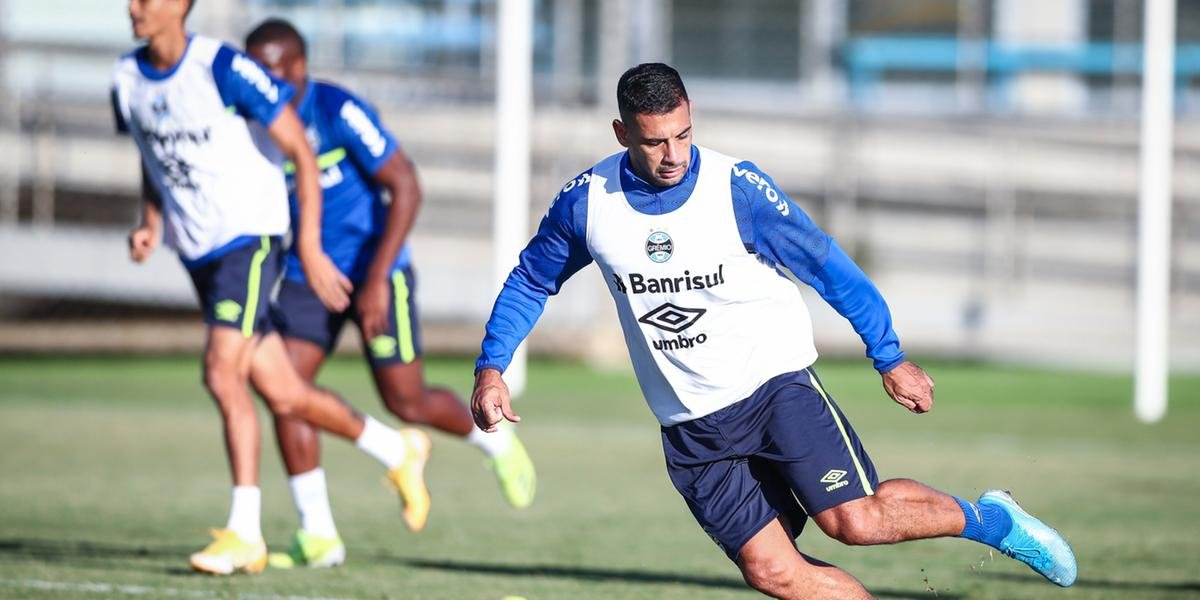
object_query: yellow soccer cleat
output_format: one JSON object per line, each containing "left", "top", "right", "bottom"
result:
{"left": 267, "top": 529, "right": 346, "bottom": 569}
{"left": 387, "top": 428, "right": 432, "bottom": 532}
{"left": 489, "top": 434, "right": 536, "bottom": 509}
{"left": 189, "top": 529, "right": 267, "bottom": 575}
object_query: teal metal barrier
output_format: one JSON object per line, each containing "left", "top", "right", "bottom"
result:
{"left": 841, "top": 36, "right": 1200, "bottom": 111}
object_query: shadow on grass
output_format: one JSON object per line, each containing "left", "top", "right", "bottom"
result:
{"left": 0, "top": 537, "right": 218, "bottom": 578}
{"left": 5, "top": 537, "right": 1079, "bottom": 598}
{"left": 0, "top": 537, "right": 194, "bottom": 563}
{"left": 976, "top": 571, "right": 1200, "bottom": 593}
{"left": 395, "top": 556, "right": 962, "bottom": 599}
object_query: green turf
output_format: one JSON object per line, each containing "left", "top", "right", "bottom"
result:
{"left": 0, "top": 355, "right": 1198, "bottom": 599}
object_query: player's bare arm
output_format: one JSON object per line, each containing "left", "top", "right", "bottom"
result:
{"left": 471, "top": 368, "right": 520, "bottom": 432}
{"left": 882, "top": 360, "right": 935, "bottom": 414}
{"left": 358, "top": 150, "right": 422, "bottom": 339}
{"left": 129, "top": 165, "right": 162, "bottom": 263}
{"left": 268, "top": 106, "right": 352, "bottom": 313}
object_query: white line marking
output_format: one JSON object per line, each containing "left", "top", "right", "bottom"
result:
{"left": 0, "top": 578, "right": 355, "bottom": 600}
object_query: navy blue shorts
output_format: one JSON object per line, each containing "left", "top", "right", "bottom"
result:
{"left": 661, "top": 367, "right": 879, "bottom": 561}
{"left": 185, "top": 236, "right": 282, "bottom": 337}
{"left": 271, "top": 265, "right": 423, "bottom": 367}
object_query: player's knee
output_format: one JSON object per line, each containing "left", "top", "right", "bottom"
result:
{"left": 740, "top": 555, "right": 798, "bottom": 596}
{"left": 202, "top": 357, "right": 243, "bottom": 401}
{"left": 264, "top": 396, "right": 300, "bottom": 417}
{"left": 383, "top": 392, "right": 425, "bottom": 423}
{"left": 258, "top": 379, "right": 309, "bottom": 417}
{"left": 821, "top": 504, "right": 885, "bottom": 546}
{"left": 831, "top": 520, "right": 878, "bottom": 546}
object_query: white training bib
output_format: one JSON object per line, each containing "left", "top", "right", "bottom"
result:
{"left": 586, "top": 146, "right": 818, "bottom": 425}
{"left": 112, "top": 36, "right": 289, "bottom": 261}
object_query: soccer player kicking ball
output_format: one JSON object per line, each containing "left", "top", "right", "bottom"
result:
{"left": 241, "top": 19, "right": 536, "bottom": 569}
{"left": 472, "top": 63, "right": 1077, "bottom": 598}
{"left": 112, "top": 0, "right": 430, "bottom": 575}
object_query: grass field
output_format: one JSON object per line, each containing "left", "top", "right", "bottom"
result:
{"left": 0, "top": 355, "right": 1198, "bottom": 599}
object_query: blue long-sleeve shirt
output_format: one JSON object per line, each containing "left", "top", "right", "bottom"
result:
{"left": 477, "top": 145, "right": 905, "bottom": 374}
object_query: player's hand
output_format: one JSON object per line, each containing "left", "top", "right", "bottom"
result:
{"left": 471, "top": 368, "right": 521, "bottom": 432}
{"left": 128, "top": 225, "right": 158, "bottom": 263}
{"left": 881, "top": 360, "right": 935, "bottom": 414}
{"left": 301, "top": 250, "right": 353, "bottom": 313}
{"left": 357, "top": 277, "right": 390, "bottom": 340}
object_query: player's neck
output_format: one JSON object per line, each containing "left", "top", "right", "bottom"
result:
{"left": 290, "top": 79, "right": 309, "bottom": 109}
{"left": 145, "top": 27, "right": 189, "bottom": 71}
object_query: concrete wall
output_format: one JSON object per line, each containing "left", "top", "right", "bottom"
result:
{"left": 2, "top": 104, "right": 1198, "bottom": 371}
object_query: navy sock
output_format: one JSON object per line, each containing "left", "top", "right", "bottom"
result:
{"left": 955, "top": 496, "right": 1012, "bottom": 549}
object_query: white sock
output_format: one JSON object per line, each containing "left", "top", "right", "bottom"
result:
{"left": 354, "top": 416, "right": 408, "bottom": 469}
{"left": 289, "top": 468, "right": 338, "bottom": 538}
{"left": 466, "top": 425, "right": 513, "bottom": 457}
{"left": 226, "top": 486, "right": 263, "bottom": 543}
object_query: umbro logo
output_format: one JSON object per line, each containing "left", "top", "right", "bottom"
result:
{"left": 821, "top": 469, "right": 849, "bottom": 492}
{"left": 638, "top": 303, "right": 705, "bottom": 333}
{"left": 820, "top": 469, "right": 846, "bottom": 484}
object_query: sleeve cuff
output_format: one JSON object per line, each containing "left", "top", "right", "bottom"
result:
{"left": 259, "top": 98, "right": 289, "bottom": 128}
{"left": 366, "top": 144, "right": 400, "bottom": 178}
{"left": 474, "top": 362, "right": 506, "bottom": 375}
{"left": 875, "top": 353, "right": 906, "bottom": 374}
{"left": 257, "top": 82, "right": 296, "bottom": 127}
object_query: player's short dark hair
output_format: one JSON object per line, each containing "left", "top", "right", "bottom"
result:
{"left": 244, "top": 18, "right": 307, "bottom": 59}
{"left": 616, "top": 63, "right": 689, "bottom": 121}
{"left": 185, "top": 0, "right": 195, "bottom": 16}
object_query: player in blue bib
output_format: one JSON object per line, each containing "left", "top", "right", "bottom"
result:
{"left": 243, "top": 19, "right": 536, "bottom": 569}
{"left": 472, "top": 63, "right": 1077, "bottom": 598}
{"left": 112, "top": 0, "right": 433, "bottom": 576}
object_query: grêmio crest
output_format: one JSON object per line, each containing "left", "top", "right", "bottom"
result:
{"left": 646, "top": 231, "right": 673, "bottom": 263}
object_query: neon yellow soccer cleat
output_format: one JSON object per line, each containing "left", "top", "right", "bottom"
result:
{"left": 489, "top": 434, "right": 536, "bottom": 509}
{"left": 189, "top": 529, "right": 267, "bottom": 575}
{"left": 387, "top": 427, "right": 432, "bottom": 532}
{"left": 267, "top": 530, "right": 346, "bottom": 569}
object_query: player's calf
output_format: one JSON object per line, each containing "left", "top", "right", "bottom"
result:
{"left": 738, "top": 517, "right": 871, "bottom": 599}
{"left": 373, "top": 361, "right": 474, "bottom": 434}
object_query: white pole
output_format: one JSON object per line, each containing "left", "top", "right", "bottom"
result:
{"left": 492, "top": 0, "right": 533, "bottom": 397}
{"left": 1134, "top": 0, "right": 1176, "bottom": 423}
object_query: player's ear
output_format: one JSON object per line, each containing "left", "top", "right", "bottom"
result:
{"left": 612, "top": 119, "right": 629, "bottom": 148}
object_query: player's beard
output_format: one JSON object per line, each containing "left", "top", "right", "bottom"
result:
{"left": 655, "top": 160, "right": 688, "bottom": 186}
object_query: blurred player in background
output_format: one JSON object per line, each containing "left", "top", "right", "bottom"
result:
{"left": 471, "top": 63, "right": 1077, "bottom": 598}
{"left": 243, "top": 19, "right": 536, "bottom": 569}
{"left": 111, "top": 0, "right": 430, "bottom": 575}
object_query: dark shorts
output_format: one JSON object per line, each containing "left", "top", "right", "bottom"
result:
{"left": 270, "top": 265, "right": 423, "bottom": 368}
{"left": 661, "top": 367, "right": 879, "bottom": 561}
{"left": 186, "top": 236, "right": 282, "bottom": 337}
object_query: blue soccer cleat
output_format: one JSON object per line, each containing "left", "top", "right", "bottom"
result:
{"left": 978, "top": 489, "right": 1077, "bottom": 587}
